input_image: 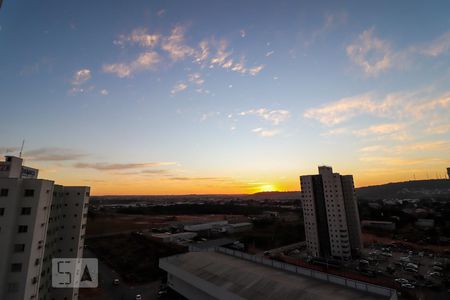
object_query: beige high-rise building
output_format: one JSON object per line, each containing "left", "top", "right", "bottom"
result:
{"left": 300, "top": 166, "right": 362, "bottom": 260}
{"left": 0, "top": 156, "right": 89, "bottom": 300}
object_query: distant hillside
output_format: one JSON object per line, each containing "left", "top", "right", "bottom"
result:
{"left": 356, "top": 179, "right": 450, "bottom": 200}
{"left": 248, "top": 191, "right": 300, "bottom": 200}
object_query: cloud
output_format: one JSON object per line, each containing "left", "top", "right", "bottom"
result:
{"left": 252, "top": 127, "right": 281, "bottom": 137}
{"left": 240, "top": 29, "right": 246, "bottom": 38}
{"left": 161, "top": 25, "right": 195, "bottom": 61}
{"left": 195, "top": 40, "right": 210, "bottom": 64}
{"left": 359, "top": 156, "right": 450, "bottom": 166}
{"left": 209, "top": 40, "right": 264, "bottom": 75}
{"left": 304, "top": 93, "right": 382, "bottom": 125}
{"left": 305, "top": 11, "right": 348, "bottom": 47}
{"left": 426, "top": 123, "right": 450, "bottom": 134}
{"left": 74, "top": 161, "right": 176, "bottom": 171}
{"left": 170, "top": 82, "right": 188, "bottom": 95}
{"left": 200, "top": 111, "right": 220, "bottom": 122}
{"left": 114, "top": 28, "right": 160, "bottom": 48}
{"left": 72, "top": 69, "right": 91, "bottom": 85}
{"left": 188, "top": 73, "right": 204, "bottom": 85}
{"left": 100, "top": 89, "right": 109, "bottom": 96}
{"left": 157, "top": 9, "right": 166, "bottom": 17}
{"left": 346, "top": 28, "right": 392, "bottom": 76}
{"left": 353, "top": 123, "right": 404, "bottom": 137}
{"left": 23, "top": 148, "right": 87, "bottom": 161}
{"left": 103, "top": 51, "right": 161, "bottom": 78}
{"left": 239, "top": 108, "right": 290, "bottom": 125}
{"left": 0, "top": 147, "right": 20, "bottom": 154}
{"left": 167, "top": 176, "right": 230, "bottom": 181}
{"left": 305, "top": 89, "right": 450, "bottom": 144}
{"left": 420, "top": 30, "right": 450, "bottom": 57}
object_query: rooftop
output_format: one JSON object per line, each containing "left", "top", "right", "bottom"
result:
{"left": 161, "top": 251, "right": 389, "bottom": 300}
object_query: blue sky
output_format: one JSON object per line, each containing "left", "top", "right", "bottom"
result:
{"left": 1, "top": 0, "right": 450, "bottom": 194}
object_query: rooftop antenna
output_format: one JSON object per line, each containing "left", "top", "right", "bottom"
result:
{"left": 19, "top": 140, "right": 25, "bottom": 158}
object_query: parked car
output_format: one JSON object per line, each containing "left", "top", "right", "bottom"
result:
{"left": 113, "top": 278, "right": 120, "bottom": 286}
{"left": 135, "top": 295, "right": 142, "bottom": 300}
{"left": 401, "top": 283, "right": 415, "bottom": 289}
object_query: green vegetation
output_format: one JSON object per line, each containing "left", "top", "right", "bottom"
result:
{"left": 87, "top": 234, "right": 187, "bottom": 283}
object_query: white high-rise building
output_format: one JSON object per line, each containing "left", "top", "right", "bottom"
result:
{"left": 0, "top": 156, "right": 89, "bottom": 300}
{"left": 300, "top": 166, "right": 362, "bottom": 260}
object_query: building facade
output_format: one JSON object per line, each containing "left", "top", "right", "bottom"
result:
{"left": 300, "top": 166, "right": 362, "bottom": 260}
{"left": 0, "top": 156, "right": 89, "bottom": 300}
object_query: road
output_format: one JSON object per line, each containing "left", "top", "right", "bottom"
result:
{"left": 80, "top": 248, "right": 161, "bottom": 300}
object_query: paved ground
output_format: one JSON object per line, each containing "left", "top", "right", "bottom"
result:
{"left": 79, "top": 248, "right": 161, "bottom": 300}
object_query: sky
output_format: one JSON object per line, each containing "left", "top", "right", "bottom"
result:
{"left": 1, "top": 0, "right": 450, "bottom": 195}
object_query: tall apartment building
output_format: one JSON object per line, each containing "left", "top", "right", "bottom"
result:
{"left": 300, "top": 166, "right": 362, "bottom": 260}
{"left": 0, "top": 156, "right": 89, "bottom": 300}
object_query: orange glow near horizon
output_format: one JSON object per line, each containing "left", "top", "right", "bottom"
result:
{"left": 34, "top": 162, "right": 450, "bottom": 196}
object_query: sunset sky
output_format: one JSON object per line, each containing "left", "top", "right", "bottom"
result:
{"left": 1, "top": 0, "right": 450, "bottom": 195}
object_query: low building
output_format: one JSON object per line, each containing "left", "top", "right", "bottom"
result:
{"left": 415, "top": 219, "right": 435, "bottom": 229}
{"left": 150, "top": 232, "right": 197, "bottom": 244}
{"left": 160, "top": 249, "right": 397, "bottom": 300}
{"left": 361, "top": 220, "right": 396, "bottom": 231}
{"left": 184, "top": 221, "right": 228, "bottom": 232}
{"left": 225, "top": 222, "right": 253, "bottom": 233}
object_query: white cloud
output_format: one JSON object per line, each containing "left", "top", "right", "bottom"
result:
{"left": 304, "top": 93, "right": 383, "bottom": 125}
{"left": 195, "top": 40, "right": 210, "bottom": 64}
{"left": 114, "top": 28, "right": 160, "bottom": 48}
{"left": 248, "top": 65, "right": 264, "bottom": 75}
{"left": 252, "top": 128, "right": 281, "bottom": 137}
{"left": 162, "top": 25, "right": 195, "bottom": 61}
{"left": 346, "top": 28, "right": 392, "bottom": 76}
{"left": 353, "top": 123, "right": 404, "bottom": 137}
{"left": 239, "top": 108, "right": 290, "bottom": 125}
{"left": 72, "top": 69, "right": 91, "bottom": 85}
{"left": 100, "top": 89, "right": 109, "bottom": 96}
{"left": 171, "top": 82, "right": 188, "bottom": 95}
{"left": 103, "top": 51, "right": 160, "bottom": 78}
{"left": 209, "top": 40, "right": 264, "bottom": 75}
{"left": 188, "top": 73, "right": 204, "bottom": 85}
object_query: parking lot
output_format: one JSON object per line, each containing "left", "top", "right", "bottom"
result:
{"left": 356, "top": 242, "right": 449, "bottom": 298}
{"left": 283, "top": 241, "right": 449, "bottom": 299}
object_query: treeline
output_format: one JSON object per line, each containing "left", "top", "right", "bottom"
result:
{"left": 116, "top": 203, "right": 295, "bottom": 215}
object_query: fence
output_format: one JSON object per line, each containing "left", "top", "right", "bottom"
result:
{"left": 214, "top": 247, "right": 397, "bottom": 299}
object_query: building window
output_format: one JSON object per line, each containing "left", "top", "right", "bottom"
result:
{"left": 0, "top": 207, "right": 5, "bottom": 216}
{"left": 0, "top": 188, "right": 8, "bottom": 197}
{"left": 21, "top": 207, "right": 32, "bottom": 215}
{"left": 24, "top": 189, "right": 34, "bottom": 197}
{"left": 18, "top": 225, "right": 28, "bottom": 233}
{"left": 11, "top": 263, "right": 22, "bottom": 272}
{"left": 14, "top": 244, "right": 25, "bottom": 252}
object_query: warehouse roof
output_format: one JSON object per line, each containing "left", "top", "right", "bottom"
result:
{"left": 161, "top": 251, "right": 389, "bottom": 300}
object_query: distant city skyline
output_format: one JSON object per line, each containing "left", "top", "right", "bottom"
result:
{"left": 1, "top": 1, "right": 450, "bottom": 195}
